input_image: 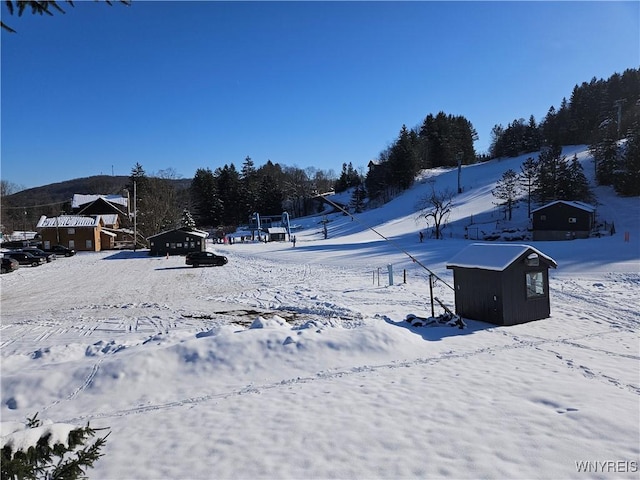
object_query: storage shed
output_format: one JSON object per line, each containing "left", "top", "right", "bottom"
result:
{"left": 532, "top": 200, "right": 596, "bottom": 241}
{"left": 147, "top": 228, "right": 208, "bottom": 256}
{"left": 446, "top": 243, "right": 557, "bottom": 325}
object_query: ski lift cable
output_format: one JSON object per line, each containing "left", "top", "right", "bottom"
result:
{"left": 318, "top": 194, "right": 454, "bottom": 291}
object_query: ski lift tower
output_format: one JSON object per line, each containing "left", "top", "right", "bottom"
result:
{"left": 281, "top": 212, "right": 291, "bottom": 240}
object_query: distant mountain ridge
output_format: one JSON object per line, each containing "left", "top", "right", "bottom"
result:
{"left": 6, "top": 175, "right": 192, "bottom": 207}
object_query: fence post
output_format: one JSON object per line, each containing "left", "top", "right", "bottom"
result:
{"left": 387, "top": 264, "right": 393, "bottom": 286}
{"left": 403, "top": 269, "right": 407, "bottom": 284}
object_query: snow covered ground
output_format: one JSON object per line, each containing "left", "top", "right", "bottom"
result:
{"left": 1, "top": 146, "right": 639, "bottom": 479}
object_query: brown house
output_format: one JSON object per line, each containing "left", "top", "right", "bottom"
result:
{"left": 446, "top": 243, "right": 558, "bottom": 326}
{"left": 36, "top": 215, "right": 106, "bottom": 252}
{"left": 532, "top": 200, "right": 596, "bottom": 241}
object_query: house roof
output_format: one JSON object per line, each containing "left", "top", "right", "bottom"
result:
{"left": 531, "top": 200, "right": 596, "bottom": 214}
{"left": 72, "top": 194, "right": 128, "bottom": 209}
{"left": 446, "top": 243, "right": 557, "bottom": 271}
{"left": 146, "top": 227, "right": 209, "bottom": 240}
{"left": 36, "top": 215, "right": 103, "bottom": 228}
{"left": 100, "top": 214, "right": 119, "bottom": 226}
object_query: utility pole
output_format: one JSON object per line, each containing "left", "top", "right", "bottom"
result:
{"left": 133, "top": 180, "right": 137, "bottom": 251}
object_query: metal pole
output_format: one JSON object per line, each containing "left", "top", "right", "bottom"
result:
{"left": 429, "top": 274, "right": 435, "bottom": 318}
{"left": 133, "top": 180, "right": 137, "bottom": 251}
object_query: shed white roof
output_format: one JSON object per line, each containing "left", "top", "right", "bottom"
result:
{"left": 147, "top": 228, "right": 209, "bottom": 240}
{"left": 446, "top": 243, "right": 557, "bottom": 271}
{"left": 531, "top": 200, "right": 596, "bottom": 214}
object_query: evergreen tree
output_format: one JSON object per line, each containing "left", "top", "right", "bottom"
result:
{"left": 350, "top": 183, "right": 366, "bottom": 213}
{"left": 1, "top": 413, "right": 109, "bottom": 480}
{"left": 239, "top": 156, "right": 260, "bottom": 221}
{"left": 335, "top": 162, "right": 361, "bottom": 193}
{"left": 566, "top": 154, "right": 593, "bottom": 202}
{"left": 181, "top": 209, "right": 196, "bottom": 229}
{"left": 257, "top": 174, "right": 284, "bottom": 215}
{"left": 536, "top": 144, "right": 564, "bottom": 203}
{"left": 191, "top": 168, "right": 221, "bottom": 227}
{"left": 489, "top": 124, "right": 505, "bottom": 158}
{"left": 492, "top": 169, "right": 520, "bottom": 220}
{"left": 589, "top": 125, "right": 620, "bottom": 185}
{"left": 523, "top": 115, "right": 542, "bottom": 152}
{"left": 614, "top": 126, "right": 640, "bottom": 196}
{"left": 388, "top": 125, "right": 419, "bottom": 190}
{"left": 215, "top": 164, "right": 242, "bottom": 225}
{"left": 519, "top": 156, "right": 538, "bottom": 217}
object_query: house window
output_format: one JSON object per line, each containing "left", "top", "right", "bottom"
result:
{"left": 86, "top": 240, "right": 93, "bottom": 249}
{"left": 176, "top": 243, "right": 183, "bottom": 248}
{"left": 568, "top": 217, "right": 577, "bottom": 223}
{"left": 526, "top": 271, "right": 545, "bottom": 298}
{"left": 67, "top": 228, "right": 75, "bottom": 234}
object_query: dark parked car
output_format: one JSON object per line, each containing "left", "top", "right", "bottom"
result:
{"left": 185, "top": 251, "right": 228, "bottom": 267}
{"left": 1, "top": 257, "right": 19, "bottom": 274}
{"left": 41, "top": 244, "right": 75, "bottom": 257}
{"left": 1, "top": 240, "right": 39, "bottom": 249}
{"left": 16, "top": 247, "right": 56, "bottom": 262}
{"left": 4, "top": 251, "right": 46, "bottom": 266}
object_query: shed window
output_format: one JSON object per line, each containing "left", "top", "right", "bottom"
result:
{"left": 540, "top": 215, "right": 546, "bottom": 221}
{"left": 568, "top": 217, "right": 577, "bottom": 223}
{"left": 526, "top": 271, "right": 545, "bottom": 298}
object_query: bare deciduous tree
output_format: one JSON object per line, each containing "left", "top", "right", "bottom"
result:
{"left": 416, "top": 183, "right": 455, "bottom": 240}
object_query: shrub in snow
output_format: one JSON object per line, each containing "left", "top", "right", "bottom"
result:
{"left": 1, "top": 413, "right": 109, "bottom": 480}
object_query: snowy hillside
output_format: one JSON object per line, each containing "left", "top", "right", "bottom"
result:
{"left": 1, "top": 146, "right": 639, "bottom": 479}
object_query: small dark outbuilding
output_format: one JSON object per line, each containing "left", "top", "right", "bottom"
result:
{"left": 446, "top": 243, "right": 557, "bottom": 326}
{"left": 532, "top": 200, "right": 596, "bottom": 241}
{"left": 147, "top": 228, "right": 208, "bottom": 256}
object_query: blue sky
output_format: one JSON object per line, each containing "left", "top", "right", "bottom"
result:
{"left": 1, "top": 1, "right": 638, "bottom": 190}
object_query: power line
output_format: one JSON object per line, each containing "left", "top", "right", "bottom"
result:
{"left": 1, "top": 200, "right": 68, "bottom": 210}
{"left": 317, "top": 194, "right": 455, "bottom": 291}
